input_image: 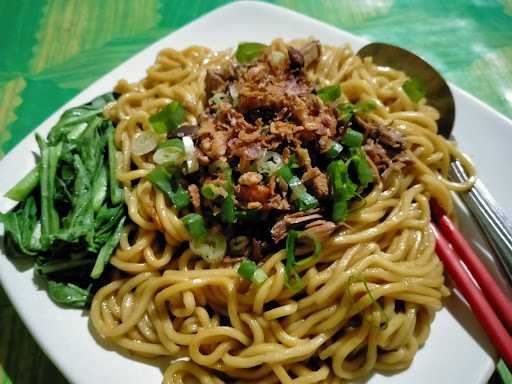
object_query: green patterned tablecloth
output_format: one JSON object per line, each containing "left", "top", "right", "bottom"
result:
{"left": 1, "top": 1, "right": 511, "bottom": 383}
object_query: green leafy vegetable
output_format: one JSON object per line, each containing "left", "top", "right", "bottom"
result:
{"left": 0, "top": 93, "right": 127, "bottom": 308}
{"left": 181, "top": 213, "right": 208, "bottom": 240}
{"left": 107, "top": 123, "right": 123, "bottom": 205}
{"left": 4, "top": 166, "right": 40, "bottom": 202}
{"left": 235, "top": 42, "right": 266, "bottom": 64}
{"left": 90, "top": 216, "right": 125, "bottom": 279}
{"left": 149, "top": 101, "right": 186, "bottom": 134}
{"left": 237, "top": 259, "right": 268, "bottom": 284}
{"left": 402, "top": 79, "right": 426, "bottom": 103}
{"left": 47, "top": 281, "right": 91, "bottom": 308}
{"left": 0, "top": 196, "right": 39, "bottom": 256}
{"left": 317, "top": 84, "right": 341, "bottom": 103}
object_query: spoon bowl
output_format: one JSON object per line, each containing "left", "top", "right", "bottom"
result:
{"left": 357, "top": 42, "right": 455, "bottom": 138}
{"left": 356, "top": 42, "right": 512, "bottom": 282}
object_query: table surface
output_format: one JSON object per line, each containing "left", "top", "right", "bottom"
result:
{"left": 1, "top": 1, "right": 511, "bottom": 383}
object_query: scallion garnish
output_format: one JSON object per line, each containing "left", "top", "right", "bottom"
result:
{"left": 235, "top": 42, "right": 266, "bottom": 64}
{"left": 201, "top": 183, "right": 224, "bottom": 200}
{"left": 316, "top": 84, "right": 341, "bottom": 103}
{"left": 327, "top": 160, "right": 356, "bottom": 222}
{"left": 325, "top": 140, "right": 343, "bottom": 159}
{"left": 190, "top": 232, "right": 227, "bottom": 264}
{"left": 237, "top": 259, "right": 268, "bottom": 284}
{"left": 149, "top": 101, "right": 185, "bottom": 134}
{"left": 277, "top": 165, "right": 319, "bottom": 211}
{"left": 349, "top": 149, "right": 374, "bottom": 188}
{"left": 402, "top": 79, "right": 426, "bottom": 103}
{"left": 221, "top": 167, "right": 236, "bottom": 223}
{"left": 341, "top": 128, "right": 364, "bottom": 147}
{"left": 336, "top": 100, "right": 376, "bottom": 122}
{"left": 181, "top": 213, "right": 208, "bottom": 240}
{"left": 285, "top": 230, "right": 322, "bottom": 291}
{"left": 146, "top": 167, "right": 190, "bottom": 210}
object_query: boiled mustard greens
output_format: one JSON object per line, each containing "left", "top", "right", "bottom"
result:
{"left": 0, "top": 93, "right": 126, "bottom": 308}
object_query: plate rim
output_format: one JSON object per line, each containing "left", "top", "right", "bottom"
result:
{"left": 0, "top": 1, "right": 504, "bottom": 383}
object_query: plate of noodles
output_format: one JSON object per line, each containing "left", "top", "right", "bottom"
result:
{"left": 1, "top": 2, "right": 511, "bottom": 383}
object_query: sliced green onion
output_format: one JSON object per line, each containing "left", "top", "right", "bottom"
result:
{"left": 153, "top": 145, "right": 185, "bottom": 166}
{"left": 235, "top": 42, "right": 266, "bottom": 64}
{"left": 336, "top": 102, "right": 357, "bottom": 123}
{"left": 276, "top": 164, "right": 294, "bottom": 183}
{"left": 317, "top": 84, "right": 341, "bottom": 103}
{"left": 253, "top": 268, "right": 268, "bottom": 284}
{"left": 221, "top": 167, "right": 236, "bottom": 223}
{"left": 341, "top": 128, "right": 364, "bottom": 147}
{"left": 325, "top": 140, "right": 343, "bottom": 159}
{"left": 182, "top": 136, "right": 199, "bottom": 174}
{"left": 357, "top": 100, "right": 377, "bottom": 113}
{"left": 201, "top": 183, "right": 225, "bottom": 200}
{"left": 402, "top": 79, "right": 426, "bottom": 103}
{"left": 190, "top": 232, "right": 226, "bottom": 264}
{"left": 256, "top": 151, "right": 283, "bottom": 175}
{"left": 147, "top": 167, "right": 190, "bottom": 210}
{"left": 181, "top": 213, "right": 208, "bottom": 240}
{"left": 277, "top": 166, "right": 319, "bottom": 211}
{"left": 287, "top": 153, "right": 300, "bottom": 169}
{"left": 238, "top": 259, "right": 268, "bottom": 284}
{"left": 327, "top": 160, "right": 356, "bottom": 222}
{"left": 158, "top": 138, "right": 185, "bottom": 150}
{"left": 131, "top": 130, "right": 159, "bottom": 156}
{"left": 208, "top": 159, "right": 229, "bottom": 174}
{"left": 347, "top": 273, "right": 389, "bottom": 329}
{"left": 349, "top": 149, "right": 374, "bottom": 188}
{"left": 149, "top": 101, "right": 185, "bottom": 134}
{"left": 173, "top": 186, "right": 190, "bottom": 210}
{"left": 336, "top": 100, "right": 376, "bottom": 122}
{"left": 284, "top": 230, "right": 322, "bottom": 291}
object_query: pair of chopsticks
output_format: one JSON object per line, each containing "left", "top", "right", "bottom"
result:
{"left": 431, "top": 202, "right": 512, "bottom": 367}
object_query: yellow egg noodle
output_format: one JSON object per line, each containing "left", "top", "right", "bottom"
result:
{"left": 90, "top": 39, "right": 475, "bottom": 383}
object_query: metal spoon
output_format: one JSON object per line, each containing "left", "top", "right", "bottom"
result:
{"left": 357, "top": 42, "right": 512, "bottom": 282}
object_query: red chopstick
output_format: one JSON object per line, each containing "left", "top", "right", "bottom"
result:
{"left": 431, "top": 223, "right": 512, "bottom": 367}
{"left": 431, "top": 203, "right": 512, "bottom": 330}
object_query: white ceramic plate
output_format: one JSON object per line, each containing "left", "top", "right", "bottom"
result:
{"left": 1, "top": 2, "right": 511, "bottom": 383}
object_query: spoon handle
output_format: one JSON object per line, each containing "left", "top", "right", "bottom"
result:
{"left": 450, "top": 161, "right": 512, "bottom": 282}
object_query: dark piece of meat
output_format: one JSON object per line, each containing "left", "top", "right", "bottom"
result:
{"left": 205, "top": 69, "right": 227, "bottom": 99}
{"left": 287, "top": 46, "right": 304, "bottom": 73}
{"left": 363, "top": 139, "right": 408, "bottom": 176}
{"left": 270, "top": 209, "right": 324, "bottom": 242}
{"left": 300, "top": 40, "right": 321, "bottom": 68}
{"left": 356, "top": 117, "right": 408, "bottom": 174}
{"left": 251, "top": 238, "right": 263, "bottom": 260}
{"left": 304, "top": 220, "right": 336, "bottom": 242}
